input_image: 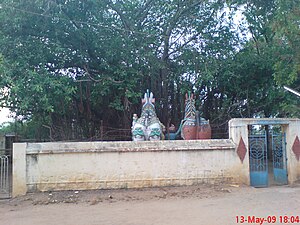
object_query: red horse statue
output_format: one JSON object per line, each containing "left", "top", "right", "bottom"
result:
{"left": 180, "top": 92, "right": 211, "bottom": 140}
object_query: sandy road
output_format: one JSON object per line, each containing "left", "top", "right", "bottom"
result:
{"left": 1, "top": 185, "right": 300, "bottom": 225}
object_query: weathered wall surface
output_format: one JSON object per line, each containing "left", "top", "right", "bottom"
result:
{"left": 284, "top": 120, "right": 300, "bottom": 183}
{"left": 13, "top": 140, "right": 242, "bottom": 196}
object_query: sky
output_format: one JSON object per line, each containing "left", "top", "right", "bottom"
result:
{"left": 0, "top": 107, "right": 12, "bottom": 124}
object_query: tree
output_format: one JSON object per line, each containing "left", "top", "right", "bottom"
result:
{"left": 1, "top": 0, "right": 298, "bottom": 140}
{"left": 272, "top": 0, "right": 300, "bottom": 85}
{"left": 0, "top": 0, "right": 238, "bottom": 139}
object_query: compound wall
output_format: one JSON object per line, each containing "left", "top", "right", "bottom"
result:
{"left": 13, "top": 139, "right": 241, "bottom": 197}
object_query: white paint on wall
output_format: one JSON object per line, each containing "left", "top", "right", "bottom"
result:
{"left": 13, "top": 140, "right": 240, "bottom": 196}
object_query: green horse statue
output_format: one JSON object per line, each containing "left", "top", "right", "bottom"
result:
{"left": 131, "top": 90, "right": 165, "bottom": 141}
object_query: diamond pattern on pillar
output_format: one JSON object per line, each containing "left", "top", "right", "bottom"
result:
{"left": 292, "top": 136, "right": 300, "bottom": 161}
{"left": 237, "top": 137, "right": 247, "bottom": 163}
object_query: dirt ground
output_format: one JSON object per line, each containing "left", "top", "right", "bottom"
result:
{"left": 1, "top": 183, "right": 300, "bottom": 225}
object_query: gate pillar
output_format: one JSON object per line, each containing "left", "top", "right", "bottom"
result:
{"left": 229, "top": 119, "right": 250, "bottom": 185}
{"left": 284, "top": 120, "right": 300, "bottom": 184}
{"left": 12, "top": 143, "right": 27, "bottom": 197}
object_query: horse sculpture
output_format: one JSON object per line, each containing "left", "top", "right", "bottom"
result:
{"left": 181, "top": 92, "right": 212, "bottom": 140}
{"left": 131, "top": 90, "right": 164, "bottom": 141}
{"left": 181, "top": 92, "right": 197, "bottom": 140}
{"left": 166, "top": 92, "right": 211, "bottom": 140}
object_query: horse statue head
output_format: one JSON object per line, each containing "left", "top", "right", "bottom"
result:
{"left": 181, "top": 92, "right": 197, "bottom": 139}
{"left": 183, "top": 92, "right": 196, "bottom": 121}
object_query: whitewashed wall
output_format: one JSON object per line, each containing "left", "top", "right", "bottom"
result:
{"left": 13, "top": 140, "right": 241, "bottom": 197}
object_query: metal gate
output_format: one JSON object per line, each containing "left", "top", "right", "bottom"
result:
{"left": 249, "top": 126, "right": 288, "bottom": 187}
{"left": 272, "top": 132, "right": 288, "bottom": 185}
{"left": 0, "top": 153, "right": 10, "bottom": 198}
{"left": 249, "top": 129, "right": 268, "bottom": 187}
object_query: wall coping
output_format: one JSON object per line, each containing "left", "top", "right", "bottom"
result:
{"left": 24, "top": 139, "right": 235, "bottom": 154}
{"left": 229, "top": 118, "right": 300, "bottom": 126}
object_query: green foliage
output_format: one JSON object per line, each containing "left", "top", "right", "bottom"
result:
{"left": 0, "top": 119, "right": 50, "bottom": 141}
{"left": 272, "top": 0, "right": 300, "bottom": 85}
{"left": 0, "top": 0, "right": 299, "bottom": 140}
